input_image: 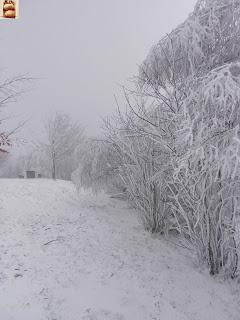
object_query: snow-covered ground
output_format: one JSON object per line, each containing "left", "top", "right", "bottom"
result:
{"left": 0, "top": 179, "right": 239, "bottom": 320}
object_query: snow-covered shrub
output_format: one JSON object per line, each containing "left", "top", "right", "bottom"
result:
{"left": 136, "top": 0, "right": 240, "bottom": 277}
{"left": 170, "top": 63, "right": 240, "bottom": 277}
{"left": 135, "top": 0, "right": 240, "bottom": 277}
{"left": 72, "top": 138, "right": 123, "bottom": 194}
{"left": 102, "top": 103, "right": 174, "bottom": 234}
{"left": 73, "top": 0, "right": 240, "bottom": 277}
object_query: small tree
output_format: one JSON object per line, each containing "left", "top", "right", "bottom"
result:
{"left": 42, "top": 113, "right": 84, "bottom": 180}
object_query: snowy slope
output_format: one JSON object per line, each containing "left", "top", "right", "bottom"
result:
{"left": 0, "top": 179, "right": 239, "bottom": 320}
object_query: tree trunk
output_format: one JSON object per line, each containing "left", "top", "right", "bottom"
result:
{"left": 52, "top": 157, "right": 56, "bottom": 180}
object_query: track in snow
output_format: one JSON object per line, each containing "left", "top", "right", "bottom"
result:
{"left": 0, "top": 179, "right": 239, "bottom": 320}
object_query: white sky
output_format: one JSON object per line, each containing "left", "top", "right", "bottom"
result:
{"left": 0, "top": 0, "right": 196, "bottom": 140}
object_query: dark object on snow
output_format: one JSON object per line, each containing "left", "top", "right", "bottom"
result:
{"left": 22, "top": 170, "right": 42, "bottom": 178}
{"left": 26, "top": 170, "right": 36, "bottom": 179}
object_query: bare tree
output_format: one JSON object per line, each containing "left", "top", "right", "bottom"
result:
{"left": 0, "top": 74, "right": 31, "bottom": 155}
{"left": 42, "top": 113, "right": 84, "bottom": 180}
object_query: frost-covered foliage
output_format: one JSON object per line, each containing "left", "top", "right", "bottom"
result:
{"left": 170, "top": 62, "right": 240, "bottom": 278}
{"left": 73, "top": 0, "right": 240, "bottom": 278}
{"left": 102, "top": 108, "right": 173, "bottom": 233}
{"left": 140, "top": 0, "right": 240, "bottom": 89}
{"left": 132, "top": 0, "right": 240, "bottom": 278}
{"left": 72, "top": 139, "right": 123, "bottom": 194}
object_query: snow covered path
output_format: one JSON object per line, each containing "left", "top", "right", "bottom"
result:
{"left": 0, "top": 179, "right": 239, "bottom": 320}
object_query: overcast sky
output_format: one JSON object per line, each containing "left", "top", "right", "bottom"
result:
{"left": 0, "top": 0, "right": 196, "bottom": 140}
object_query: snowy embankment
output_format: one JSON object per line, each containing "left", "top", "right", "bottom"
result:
{"left": 0, "top": 179, "right": 239, "bottom": 320}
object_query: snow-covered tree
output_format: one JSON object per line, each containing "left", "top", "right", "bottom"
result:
{"left": 73, "top": 0, "right": 240, "bottom": 278}
{"left": 138, "top": 0, "right": 240, "bottom": 277}
{"left": 42, "top": 113, "right": 84, "bottom": 180}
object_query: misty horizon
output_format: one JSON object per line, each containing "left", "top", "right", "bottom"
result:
{"left": 0, "top": 0, "right": 195, "bottom": 142}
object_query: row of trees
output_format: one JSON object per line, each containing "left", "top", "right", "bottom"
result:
{"left": 0, "top": 113, "right": 84, "bottom": 180}
{"left": 73, "top": 0, "right": 240, "bottom": 278}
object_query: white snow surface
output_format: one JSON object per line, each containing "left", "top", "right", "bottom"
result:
{"left": 0, "top": 179, "right": 239, "bottom": 320}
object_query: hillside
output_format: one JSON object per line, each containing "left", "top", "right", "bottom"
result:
{"left": 0, "top": 179, "right": 239, "bottom": 320}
